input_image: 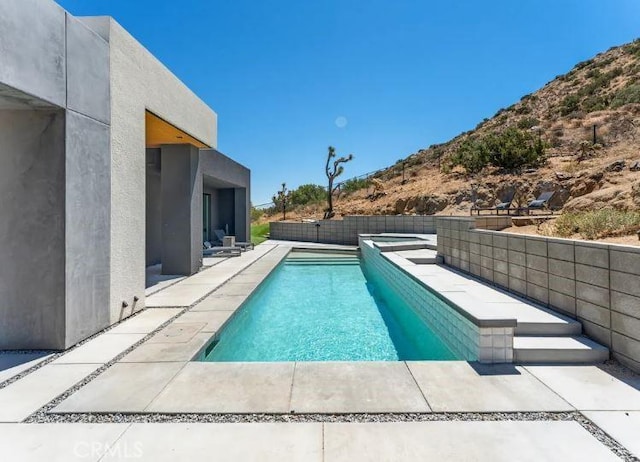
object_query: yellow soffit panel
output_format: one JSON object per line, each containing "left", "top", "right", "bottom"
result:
{"left": 145, "top": 111, "right": 209, "bottom": 148}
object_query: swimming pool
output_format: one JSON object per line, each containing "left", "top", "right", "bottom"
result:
{"left": 201, "top": 251, "right": 458, "bottom": 362}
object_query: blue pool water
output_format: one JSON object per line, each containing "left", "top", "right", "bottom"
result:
{"left": 202, "top": 253, "right": 458, "bottom": 362}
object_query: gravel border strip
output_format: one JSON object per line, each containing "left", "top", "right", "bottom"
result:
{"left": 24, "top": 411, "right": 637, "bottom": 461}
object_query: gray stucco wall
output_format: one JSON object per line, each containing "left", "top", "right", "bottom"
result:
{"left": 436, "top": 216, "right": 640, "bottom": 373}
{"left": 161, "top": 145, "right": 203, "bottom": 275}
{"left": 0, "top": 110, "right": 66, "bottom": 349}
{"left": 0, "top": 0, "right": 66, "bottom": 107}
{"left": 83, "top": 17, "right": 218, "bottom": 322}
{"left": 64, "top": 112, "right": 111, "bottom": 347}
{"left": 0, "top": 1, "right": 113, "bottom": 349}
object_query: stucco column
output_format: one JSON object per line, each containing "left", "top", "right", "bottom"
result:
{"left": 160, "top": 144, "right": 203, "bottom": 275}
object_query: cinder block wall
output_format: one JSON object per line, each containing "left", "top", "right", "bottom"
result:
{"left": 436, "top": 216, "right": 640, "bottom": 372}
{"left": 270, "top": 215, "right": 438, "bottom": 245}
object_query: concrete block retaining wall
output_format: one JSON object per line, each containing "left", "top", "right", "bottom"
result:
{"left": 270, "top": 215, "right": 438, "bottom": 245}
{"left": 436, "top": 216, "right": 640, "bottom": 372}
{"left": 269, "top": 215, "right": 511, "bottom": 245}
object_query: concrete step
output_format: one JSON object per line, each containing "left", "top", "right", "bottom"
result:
{"left": 373, "top": 240, "right": 437, "bottom": 252}
{"left": 394, "top": 249, "right": 438, "bottom": 265}
{"left": 513, "top": 336, "right": 609, "bottom": 364}
{"left": 516, "top": 319, "right": 582, "bottom": 336}
{"left": 514, "top": 307, "right": 583, "bottom": 336}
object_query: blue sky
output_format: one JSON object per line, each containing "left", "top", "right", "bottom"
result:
{"left": 57, "top": 0, "right": 640, "bottom": 205}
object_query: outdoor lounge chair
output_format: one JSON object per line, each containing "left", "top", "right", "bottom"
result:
{"left": 470, "top": 188, "right": 517, "bottom": 216}
{"left": 526, "top": 191, "right": 555, "bottom": 213}
{"left": 203, "top": 243, "right": 241, "bottom": 257}
{"left": 213, "top": 229, "right": 254, "bottom": 251}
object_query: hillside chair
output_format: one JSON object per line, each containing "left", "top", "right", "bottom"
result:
{"left": 470, "top": 187, "right": 517, "bottom": 215}
{"left": 494, "top": 187, "right": 517, "bottom": 215}
{"left": 526, "top": 191, "right": 555, "bottom": 214}
{"left": 213, "top": 229, "right": 254, "bottom": 251}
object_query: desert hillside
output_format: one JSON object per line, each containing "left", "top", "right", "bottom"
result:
{"left": 263, "top": 39, "right": 640, "bottom": 221}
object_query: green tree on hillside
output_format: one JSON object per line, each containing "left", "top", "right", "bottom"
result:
{"left": 289, "top": 184, "right": 326, "bottom": 206}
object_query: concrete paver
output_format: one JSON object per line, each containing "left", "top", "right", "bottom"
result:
{"left": 525, "top": 365, "right": 640, "bottom": 410}
{"left": 0, "top": 353, "right": 52, "bottom": 384}
{"left": 146, "top": 362, "right": 295, "bottom": 413}
{"left": 0, "top": 423, "right": 129, "bottom": 462}
{"left": 191, "top": 294, "right": 247, "bottom": 311}
{"left": 213, "top": 282, "right": 261, "bottom": 296}
{"left": 290, "top": 362, "right": 430, "bottom": 413}
{"left": 582, "top": 411, "right": 640, "bottom": 458}
{"left": 407, "top": 361, "right": 573, "bottom": 412}
{"left": 101, "top": 423, "right": 322, "bottom": 462}
{"left": 323, "top": 421, "right": 619, "bottom": 462}
{"left": 146, "top": 322, "right": 204, "bottom": 344}
{"left": 0, "top": 364, "right": 100, "bottom": 422}
{"left": 108, "top": 309, "right": 182, "bottom": 334}
{"left": 173, "top": 310, "right": 234, "bottom": 332}
{"left": 52, "top": 333, "right": 145, "bottom": 365}
{"left": 53, "top": 362, "right": 185, "bottom": 413}
{"left": 119, "top": 333, "right": 210, "bottom": 363}
{"left": 145, "top": 285, "right": 219, "bottom": 307}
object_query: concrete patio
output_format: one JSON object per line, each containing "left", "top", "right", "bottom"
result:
{"left": 0, "top": 241, "right": 639, "bottom": 460}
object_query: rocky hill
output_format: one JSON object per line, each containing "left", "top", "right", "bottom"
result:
{"left": 267, "top": 39, "right": 640, "bottom": 220}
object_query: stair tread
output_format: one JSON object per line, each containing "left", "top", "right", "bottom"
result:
{"left": 514, "top": 336, "right": 609, "bottom": 351}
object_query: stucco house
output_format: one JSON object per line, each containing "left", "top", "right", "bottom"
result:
{"left": 0, "top": 0, "right": 250, "bottom": 350}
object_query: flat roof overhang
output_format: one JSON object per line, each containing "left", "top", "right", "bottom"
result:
{"left": 145, "top": 111, "right": 210, "bottom": 148}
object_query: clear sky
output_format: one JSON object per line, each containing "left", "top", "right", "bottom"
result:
{"left": 56, "top": 0, "right": 640, "bottom": 205}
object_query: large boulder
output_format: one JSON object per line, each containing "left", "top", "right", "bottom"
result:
{"left": 606, "top": 159, "right": 626, "bottom": 172}
{"left": 564, "top": 186, "right": 627, "bottom": 211}
{"left": 414, "top": 195, "right": 448, "bottom": 215}
{"left": 394, "top": 198, "right": 408, "bottom": 214}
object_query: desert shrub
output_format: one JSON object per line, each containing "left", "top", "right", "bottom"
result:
{"left": 288, "top": 183, "right": 326, "bottom": 206}
{"left": 484, "top": 127, "right": 546, "bottom": 171}
{"left": 578, "top": 67, "right": 623, "bottom": 98}
{"left": 514, "top": 105, "right": 531, "bottom": 115}
{"left": 574, "top": 59, "right": 594, "bottom": 71}
{"left": 250, "top": 205, "right": 264, "bottom": 222}
{"left": 447, "top": 137, "right": 489, "bottom": 174}
{"left": 553, "top": 210, "right": 640, "bottom": 239}
{"left": 517, "top": 117, "right": 540, "bottom": 130}
{"left": 520, "top": 93, "right": 538, "bottom": 102}
{"left": 585, "top": 68, "right": 602, "bottom": 79}
{"left": 448, "top": 127, "right": 545, "bottom": 173}
{"left": 624, "top": 39, "right": 640, "bottom": 59}
{"left": 610, "top": 83, "right": 640, "bottom": 108}
{"left": 582, "top": 94, "right": 608, "bottom": 112}
{"left": 560, "top": 94, "right": 581, "bottom": 115}
{"left": 340, "top": 177, "right": 371, "bottom": 193}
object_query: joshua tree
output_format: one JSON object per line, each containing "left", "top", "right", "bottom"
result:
{"left": 324, "top": 146, "right": 353, "bottom": 219}
{"left": 272, "top": 183, "right": 289, "bottom": 221}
